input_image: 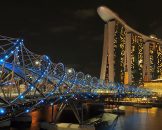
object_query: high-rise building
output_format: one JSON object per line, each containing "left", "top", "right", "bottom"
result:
{"left": 97, "top": 6, "right": 162, "bottom": 85}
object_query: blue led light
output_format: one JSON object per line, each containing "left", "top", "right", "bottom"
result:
{"left": 60, "top": 96, "right": 63, "bottom": 99}
{"left": 25, "top": 109, "right": 29, "bottom": 113}
{"left": 31, "top": 86, "right": 34, "bottom": 90}
{"left": 11, "top": 51, "right": 14, "bottom": 54}
{"left": 0, "top": 108, "right": 5, "bottom": 114}
{"left": 5, "top": 55, "right": 9, "bottom": 59}
{"left": 0, "top": 59, "right": 4, "bottom": 62}
{"left": 46, "top": 56, "right": 49, "bottom": 59}
{"left": 41, "top": 100, "right": 44, "bottom": 103}
{"left": 20, "top": 95, "right": 24, "bottom": 99}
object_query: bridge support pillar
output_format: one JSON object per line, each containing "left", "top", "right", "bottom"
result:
{"left": 54, "top": 101, "right": 82, "bottom": 125}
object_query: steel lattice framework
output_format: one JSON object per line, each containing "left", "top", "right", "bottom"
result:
{"left": 0, "top": 35, "right": 152, "bottom": 121}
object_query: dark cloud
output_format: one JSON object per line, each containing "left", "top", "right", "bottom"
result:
{"left": 92, "top": 35, "right": 103, "bottom": 42}
{"left": 75, "top": 9, "right": 96, "bottom": 19}
{"left": 50, "top": 25, "right": 76, "bottom": 33}
{"left": 153, "top": 26, "right": 162, "bottom": 38}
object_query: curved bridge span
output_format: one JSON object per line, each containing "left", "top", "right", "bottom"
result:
{"left": 0, "top": 35, "right": 152, "bottom": 122}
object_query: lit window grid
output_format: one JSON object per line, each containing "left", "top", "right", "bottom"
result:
{"left": 131, "top": 33, "right": 144, "bottom": 82}
{"left": 113, "top": 21, "right": 126, "bottom": 82}
{"left": 149, "top": 42, "right": 161, "bottom": 78}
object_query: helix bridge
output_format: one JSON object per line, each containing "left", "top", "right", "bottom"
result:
{"left": 0, "top": 35, "right": 152, "bottom": 122}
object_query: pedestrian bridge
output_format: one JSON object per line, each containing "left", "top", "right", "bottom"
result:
{"left": 0, "top": 35, "right": 152, "bottom": 122}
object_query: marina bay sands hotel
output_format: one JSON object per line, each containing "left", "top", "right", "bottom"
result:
{"left": 98, "top": 6, "right": 162, "bottom": 85}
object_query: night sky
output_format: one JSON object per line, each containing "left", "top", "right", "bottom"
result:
{"left": 0, "top": 0, "right": 162, "bottom": 77}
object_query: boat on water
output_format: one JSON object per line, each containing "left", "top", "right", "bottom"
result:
{"left": 112, "top": 106, "right": 125, "bottom": 115}
{"left": 104, "top": 106, "right": 125, "bottom": 115}
{"left": 133, "top": 103, "right": 152, "bottom": 108}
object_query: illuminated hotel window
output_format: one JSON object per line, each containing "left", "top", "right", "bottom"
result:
{"left": 130, "top": 33, "right": 144, "bottom": 84}
{"left": 113, "top": 21, "right": 126, "bottom": 83}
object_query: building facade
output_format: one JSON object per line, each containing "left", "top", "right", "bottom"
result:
{"left": 98, "top": 6, "right": 162, "bottom": 85}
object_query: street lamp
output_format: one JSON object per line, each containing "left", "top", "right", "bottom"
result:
{"left": 67, "top": 68, "right": 72, "bottom": 73}
{"left": 51, "top": 102, "right": 54, "bottom": 123}
{"left": 35, "top": 60, "right": 40, "bottom": 66}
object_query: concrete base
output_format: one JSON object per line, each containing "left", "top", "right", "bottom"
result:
{"left": 40, "top": 122, "right": 95, "bottom": 130}
{"left": 0, "top": 120, "right": 11, "bottom": 128}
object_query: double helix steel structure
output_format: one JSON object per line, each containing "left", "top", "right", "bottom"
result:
{"left": 0, "top": 35, "right": 152, "bottom": 122}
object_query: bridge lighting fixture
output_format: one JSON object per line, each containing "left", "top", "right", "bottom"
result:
{"left": 35, "top": 60, "right": 40, "bottom": 65}
{"left": 67, "top": 68, "right": 72, "bottom": 73}
{"left": 25, "top": 109, "right": 30, "bottom": 113}
{"left": 0, "top": 108, "right": 5, "bottom": 114}
{"left": 5, "top": 55, "right": 8, "bottom": 59}
{"left": 45, "top": 56, "right": 49, "bottom": 60}
{"left": 0, "top": 59, "right": 4, "bottom": 62}
{"left": 30, "top": 86, "right": 34, "bottom": 90}
{"left": 20, "top": 95, "right": 24, "bottom": 99}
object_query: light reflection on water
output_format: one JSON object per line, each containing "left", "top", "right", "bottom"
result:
{"left": 113, "top": 107, "right": 162, "bottom": 130}
{"left": 8, "top": 106, "right": 162, "bottom": 130}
